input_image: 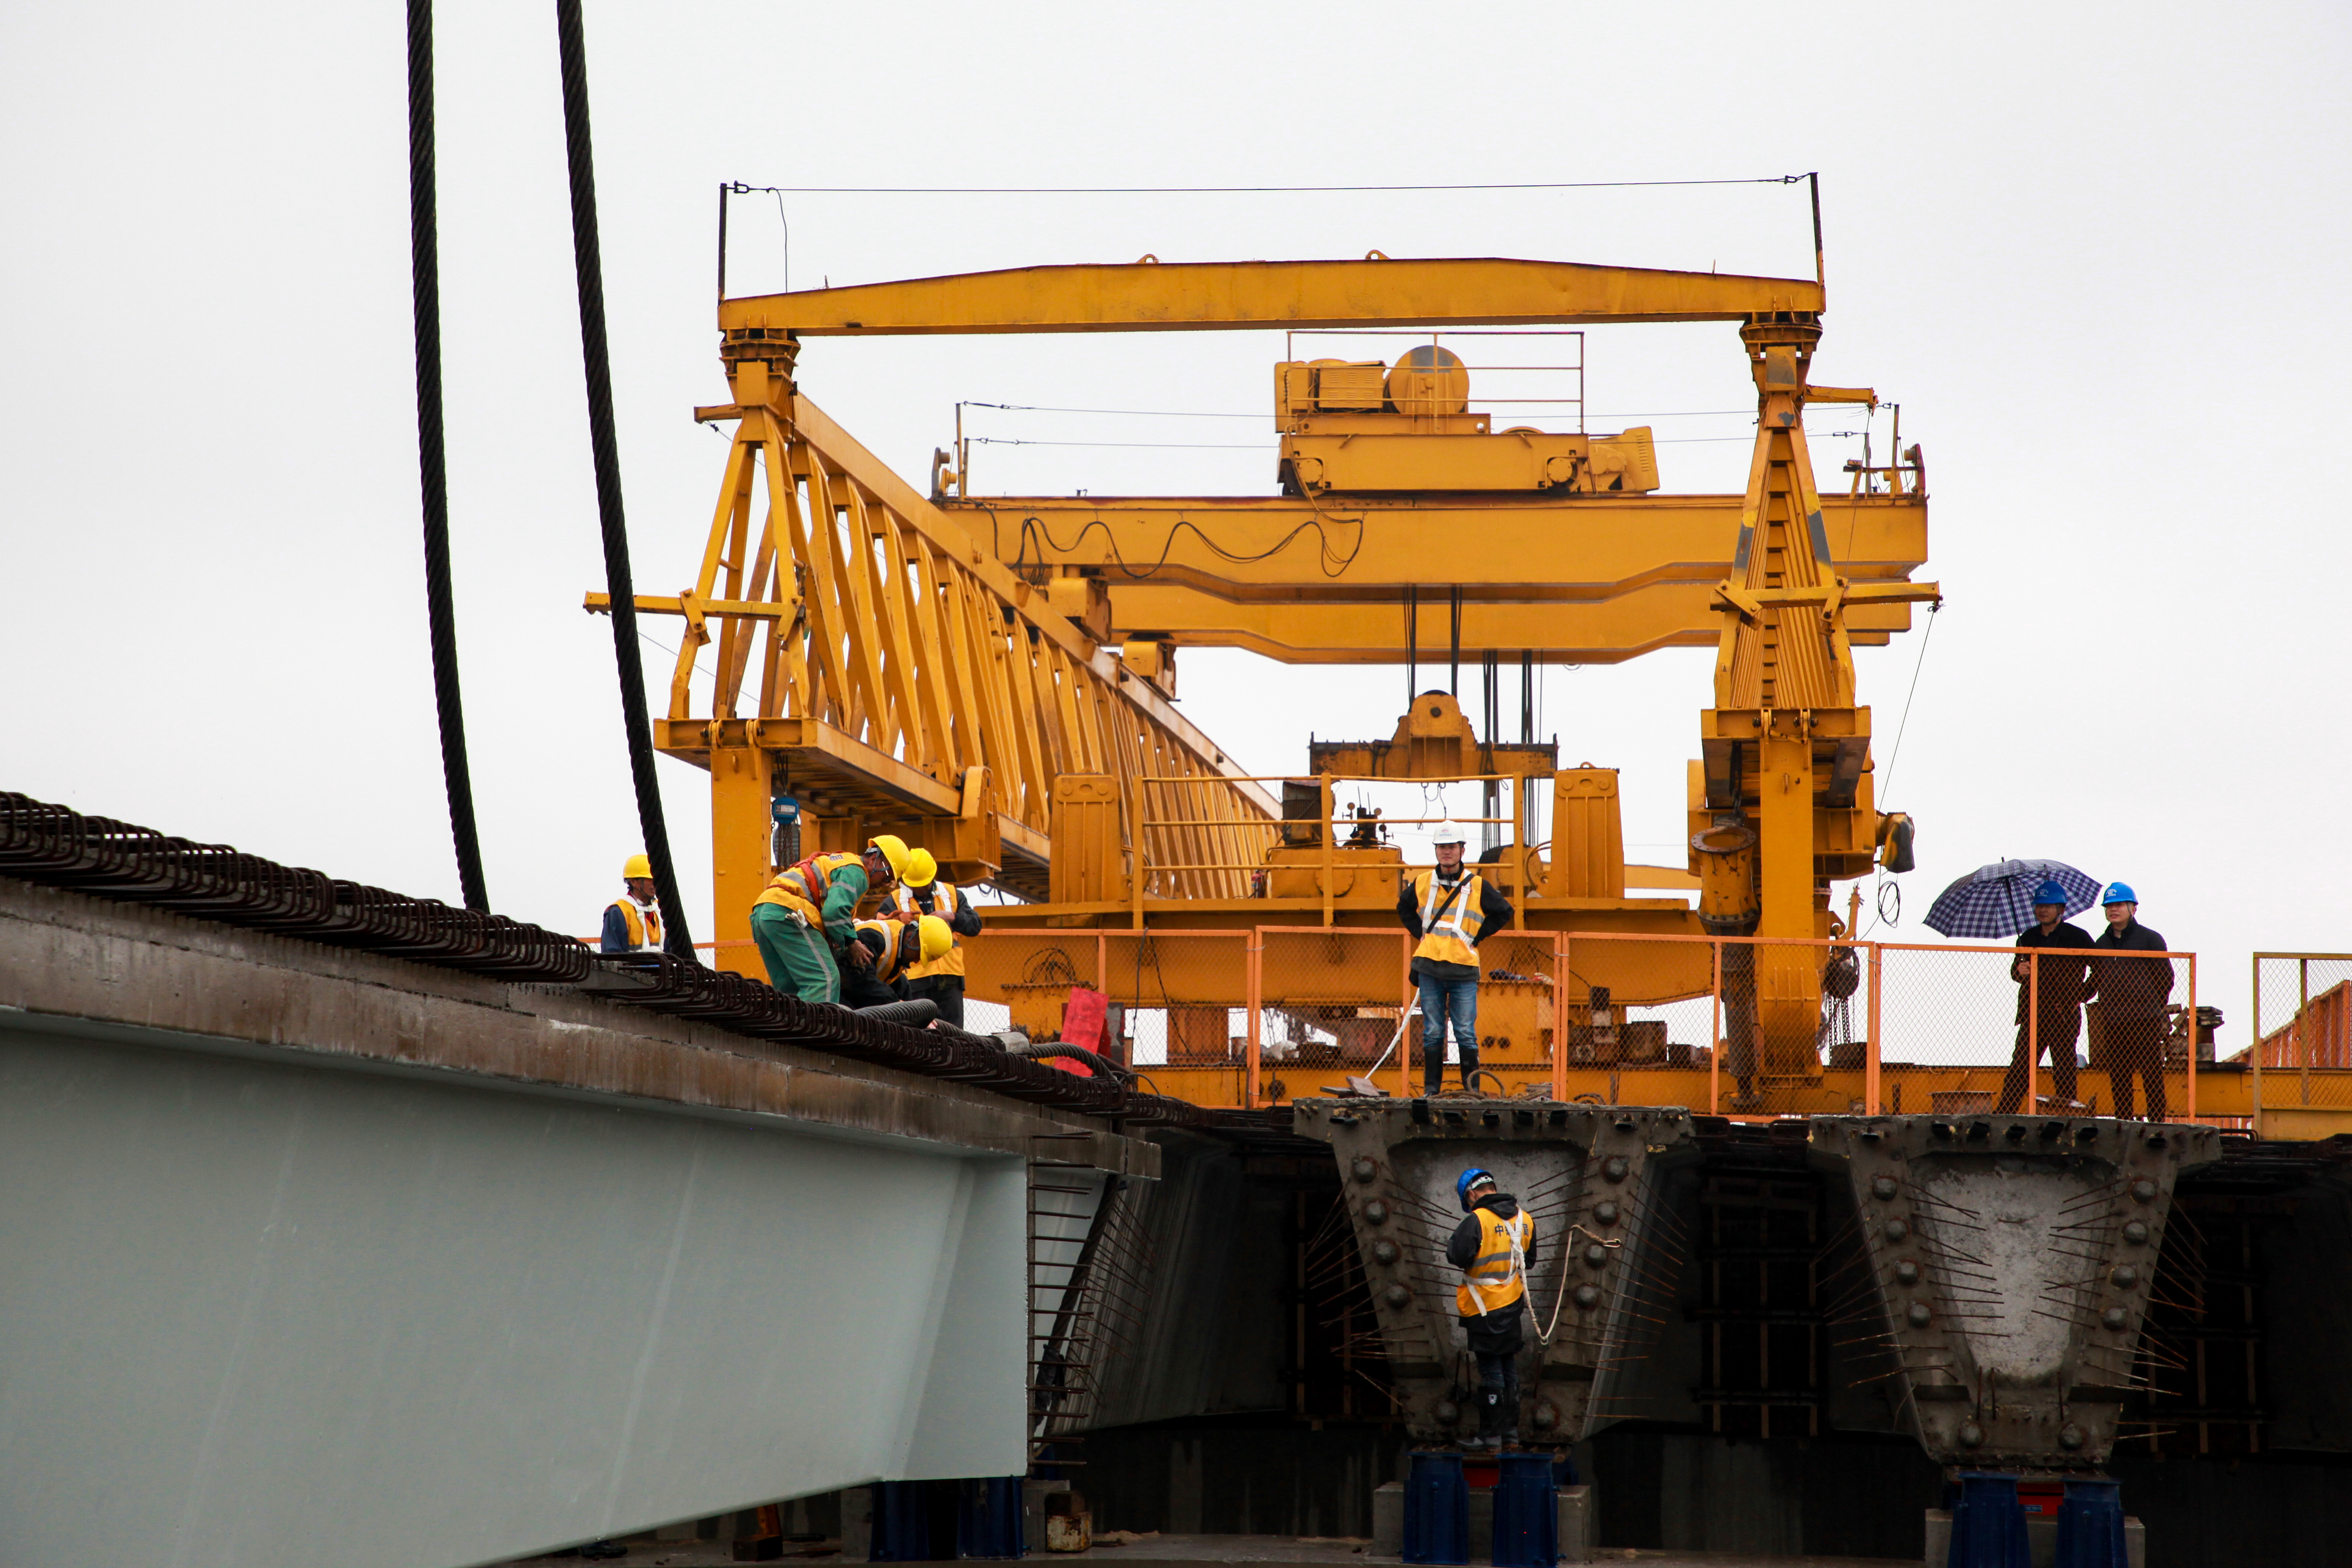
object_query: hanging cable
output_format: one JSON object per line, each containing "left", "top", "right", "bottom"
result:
{"left": 555, "top": 0, "right": 692, "bottom": 958}
{"left": 407, "top": 0, "right": 489, "bottom": 913}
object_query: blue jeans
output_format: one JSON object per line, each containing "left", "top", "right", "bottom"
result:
{"left": 1418, "top": 972, "right": 1479, "bottom": 1093}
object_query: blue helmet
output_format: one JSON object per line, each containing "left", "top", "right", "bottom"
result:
{"left": 1457, "top": 1168, "right": 1497, "bottom": 1211}
{"left": 2102, "top": 882, "right": 2138, "bottom": 906}
{"left": 2032, "top": 880, "right": 2069, "bottom": 908}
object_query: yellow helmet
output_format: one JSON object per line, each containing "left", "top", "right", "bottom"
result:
{"left": 916, "top": 914, "right": 954, "bottom": 963}
{"left": 622, "top": 853, "right": 653, "bottom": 880}
{"left": 866, "top": 833, "right": 911, "bottom": 880}
{"left": 903, "top": 847, "right": 939, "bottom": 889}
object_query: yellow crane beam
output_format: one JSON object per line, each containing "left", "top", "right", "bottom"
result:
{"left": 721, "top": 257, "right": 1823, "bottom": 337}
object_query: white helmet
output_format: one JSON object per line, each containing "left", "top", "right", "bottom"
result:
{"left": 1430, "top": 820, "right": 1472, "bottom": 847}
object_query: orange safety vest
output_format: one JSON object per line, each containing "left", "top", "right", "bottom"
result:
{"left": 893, "top": 880, "right": 969, "bottom": 980}
{"left": 852, "top": 917, "right": 921, "bottom": 984}
{"left": 755, "top": 851, "right": 865, "bottom": 923}
{"left": 1455, "top": 1205, "right": 1533, "bottom": 1316}
{"left": 1412, "top": 869, "right": 1488, "bottom": 969}
{"left": 607, "top": 896, "right": 663, "bottom": 952}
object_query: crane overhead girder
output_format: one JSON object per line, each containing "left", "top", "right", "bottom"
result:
{"left": 721, "top": 257, "right": 1825, "bottom": 337}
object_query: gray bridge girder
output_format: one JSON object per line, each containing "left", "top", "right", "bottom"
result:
{"left": 0, "top": 880, "right": 1154, "bottom": 1568}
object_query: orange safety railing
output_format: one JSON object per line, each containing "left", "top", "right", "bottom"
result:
{"left": 954, "top": 924, "right": 2243, "bottom": 1120}
{"left": 2247, "top": 953, "right": 2352, "bottom": 1115}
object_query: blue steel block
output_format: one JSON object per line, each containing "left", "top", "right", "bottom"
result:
{"left": 869, "top": 1481, "right": 931, "bottom": 1563}
{"left": 1490, "top": 1452, "right": 1558, "bottom": 1567}
{"left": 955, "top": 1476, "right": 1027, "bottom": 1560}
{"left": 1946, "top": 1472, "right": 2030, "bottom": 1568}
{"left": 1401, "top": 1451, "right": 1470, "bottom": 1566}
{"left": 2055, "top": 1478, "right": 2128, "bottom": 1568}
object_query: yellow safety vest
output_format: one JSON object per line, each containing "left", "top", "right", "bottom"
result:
{"left": 893, "top": 880, "right": 969, "bottom": 980}
{"left": 1456, "top": 1205, "right": 1533, "bottom": 1316}
{"left": 755, "top": 851, "right": 864, "bottom": 923}
{"left": 607, "top": 897, "right": 662, "bottom": 951}
{"left": 851, "top": 918, "right": 917, "bottom": 984}
{"left": 1412, "top": 869, "right": 1488, "bottom": 969}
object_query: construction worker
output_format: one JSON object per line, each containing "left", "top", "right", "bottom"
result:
{"left": 749, "top": 834, "right": 912, "bottom": 1004}
{"left": 2001, "top": 878, "right": 2093, "bottom": 1112}
{"left": 2089, "top": 883, "right": 2175, "bottom": 1119}
{"left": 1396, "top": 821, "right": 1513, "bottom": 1094}
{"left": 600, "top": 854, "right": 664, "bottom": 954}
{"left": 840, "top": 914, "right": 955, "bottom": 1009}
{"left": 1447, "top": 1168, "right": 1536, "bottom": 1451}
{"left": 890, "top": 849, "right": 984, "bottom": 1027}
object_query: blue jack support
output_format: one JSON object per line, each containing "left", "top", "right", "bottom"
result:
{"left": 868, "top": 1481, "right": 931, "bottom": 1562}
{"left": 1401, "top": 1451, "right": 1469, "bottom": 1566}
{"left": 1946, "top": 1472, "right": 2030, "bottom": 1568}
{"left": 2055, "top": 1478, "right": 2129, "bottom": 1568}
{"left": 1489, "top": 1451, "right": 1558, "bottom": 1567}
{"left": 956, "top": 1477, "right": 1027, "bottom": 1560}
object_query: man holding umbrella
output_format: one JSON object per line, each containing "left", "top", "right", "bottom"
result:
{"left": 2002, "top": 879, "right": 2095, "bottom": 1112}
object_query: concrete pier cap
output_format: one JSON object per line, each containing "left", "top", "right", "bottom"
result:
{"left": 1295, "top": 1096, "right": 1699, "bottom": 1446}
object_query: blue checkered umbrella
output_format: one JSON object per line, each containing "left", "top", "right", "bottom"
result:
{"left": 1923, "top": 859, "right": 2103, "bottom": 940}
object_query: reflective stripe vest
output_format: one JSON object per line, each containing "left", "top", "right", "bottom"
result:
{"left": 1412, "top": 869, "right": 1488, "bottom": 969}
{"left": 851, "top": 918, "right": 917, "bottom": 984}
{"left": 755, "top": 851, "right": 865, "bottom": 923}
{"left": 607, "top": 897, "right": 663, "bottom": 952}
{"left": 1455, "top": 1205, "right": 1533, "bottom": 1316}
{"left": 893, "top": 880, "right": 968, "bottom": 980}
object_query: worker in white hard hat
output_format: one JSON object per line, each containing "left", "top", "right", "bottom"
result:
{"left": 890, "top": 848, "right": 985, "bottom": 1027}
{"left": 600, "top": 853, "right": 664, "bottom": 954}
{"left": 1396, "top": 820, "right": 1514, "bottom": 1094}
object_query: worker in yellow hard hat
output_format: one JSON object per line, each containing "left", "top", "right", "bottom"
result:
{"left": 749, "top": 834, "right": 911, "bottom": 1004}
{"left": 840, "top": 914, "right": 955, "bottom": 1009}
{"left": 889, "top": 848, "right": 985, "bottom": 1027}
{"left": 600, "top": 853, "right": 664, "bottom": 954}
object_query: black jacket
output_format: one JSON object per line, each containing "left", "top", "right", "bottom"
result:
{"left": 1398, "top": 866, "right": 1515, "bottom": 981}
{"left": 2014, "top": 920, "right": 2095, "bottom": 1017}
{"left": 2091, "top": 919, "right": 2174, "bottom": 1017}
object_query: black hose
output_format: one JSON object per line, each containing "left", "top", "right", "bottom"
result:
{"left": 553, "top": 0, "right": 692, "bottom": 957}
{"left": 406, "top": 0, "right": 490, "bottom": 913}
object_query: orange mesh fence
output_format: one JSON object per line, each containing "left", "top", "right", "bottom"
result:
{"left": 2248, "top": 954, "right": 2352, "bottom": 1113}
{"left": 964, "top": 927, "right": 1106, "bottom": 1047}
{"left": 1103, "top": 929, "right": 1251, "bottom": 1102}
{"left": 1876, "top": 943, "right": 2198, "bottom": 1121}
{"left": 1255, "top": 927, "right": 1415, "bottom": 1103}
{"left": 1551, "top": 933, "right": 1722, "bottom": 1103}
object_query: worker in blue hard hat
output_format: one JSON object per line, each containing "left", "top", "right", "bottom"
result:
{"left": 2088, "top": 883, "right": 2174, "bottom": 1119}
{"left": 2001, "top": 878, "right": 2094, "bottom": 1112}
{"left": 1445, "top": 1167, "right": 1537, "bottom": 1451}
{"left": 600, "top": 853, "right": 664, "bottom": 954}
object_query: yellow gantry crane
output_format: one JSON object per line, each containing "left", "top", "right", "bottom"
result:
{"left": 592, "top": 251, "right": 1936, "bottom": 1107}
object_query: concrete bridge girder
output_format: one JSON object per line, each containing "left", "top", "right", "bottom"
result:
{"left": 0, "top": 880, "right": 1155, "bottom": 1568}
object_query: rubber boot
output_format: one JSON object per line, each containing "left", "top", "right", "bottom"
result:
{"left": 1459, "top": 1041, "right": 1481, "bottom": 1095}
{"left": 1499, "top": 1361, "right": 1522, "bottom": 1448}
{"left": 1469, "top": 1381, "right": 1504, "bottom": 1450}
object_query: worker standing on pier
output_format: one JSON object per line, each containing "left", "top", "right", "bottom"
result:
{"left": 1398, "top": 821, "right": 1514, "bottom": 1094}
{"left": 1448, "top": 1168, "right": 1536, "bottom": 1451}
{"left": 749, "top": 835, "right": 911, "bottom": 1004}
{"left": 599, "top": 854, "right": 664, "bottom": 954}
{"left": 2091, "top": 883, "right": 2174, "bottom": 1119}
{"left": 2002, "top": 879, "right": 2093, "bottom": 1112}
{"left": 891, "top": 849, "right": 984, "bottom": 1026}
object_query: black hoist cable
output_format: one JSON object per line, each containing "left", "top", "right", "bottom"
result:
{"left": 407, "top": 0, "right": 490, "bottom": 913}
{"left": 554, "top": 0, "right": 693, "bottom": 958}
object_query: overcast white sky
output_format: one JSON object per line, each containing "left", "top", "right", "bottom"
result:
{"left": 5, "top": 2, "right": 2347, "bottom": 1037}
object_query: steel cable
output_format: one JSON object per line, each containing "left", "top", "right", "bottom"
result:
{"left": 407, "top": 0, "right": 490, "bottom": 913}
{"left": 554, "top": 0, "right": 693, "bottom": 957}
